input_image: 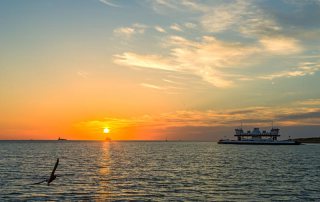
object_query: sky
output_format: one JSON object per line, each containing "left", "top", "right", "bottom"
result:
{"left": 1, "top": 0, "right": 320, "bottom": 140}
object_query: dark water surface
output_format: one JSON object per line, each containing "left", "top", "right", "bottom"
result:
{"left": 0, "top": 141, "right": 319, "bottom": 201}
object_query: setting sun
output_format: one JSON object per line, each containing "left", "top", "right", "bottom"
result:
{"left": 103, "top": 128, "right": 110, "bottom": 134}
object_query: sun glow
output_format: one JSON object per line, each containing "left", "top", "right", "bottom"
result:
{"left": 103, "top": 128, "right": 110, "bottom": 134}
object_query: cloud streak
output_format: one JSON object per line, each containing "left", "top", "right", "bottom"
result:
{"left": 259, "top": 62, "right": 320, "bottom": 80}
{"left": 114, "top": 52, "right": 177, "bottom": 71}
{"left": 154, "top": 26, "right": 166, "bottom": 33}
{"left": 140, "top": 83, "right": 165, "bottom": 90}
{"left": 113, "top": 23, "right": 147, "bottom": 38}
{"left": 99, "top": 0, "right": 119, "bottom": 7}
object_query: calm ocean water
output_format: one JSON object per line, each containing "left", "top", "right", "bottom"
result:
{"left": 0, "top": 141, "right": 319, "bottom": 201}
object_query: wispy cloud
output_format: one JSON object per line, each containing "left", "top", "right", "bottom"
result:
{"left": 114, "top": 23, "right": 147, "bottom": 38}
{"left": 297, "top": 98, "right": 320, "bottom": 106}
{"left": 114, "top": 27, "right": 135, "bottom": 38}
{"left": 140, "top": 83, "right": 165, "bottom": 90}
{"left": 151, "top": 0, "right": 208, "bottom": 13}
{"left": 184, "top": 22, "right": 197, "bottom": 29}
{"left": 200, "top": 0, "right": 250, "bottom": 33}
{"left": 154, "top": 26, "right": 166, "bottom": 33}
{"left": 153, "top": 0, "right": 179, "bottom": 10}
{"left": 170, "top": 24, "right": 183, "bottom": 32}
{"left": 77, "top": 71, "right": 89, "bottom": 79}
{"left": 260, "top": 62, "right": 320, "bottom": 80}
{"left": 114, "top": 35, "right": 259, "bottom": 88}
{"left": 111, "top": 0, "right": 319, "bottom": 88}
{"left": 113, "top": 52, "right": 177, "bottom": 71}
{"left": 259, "top": 36, "right": 303, "bottom": 55}
{"left": 99, "top": 0, "right": 119, "bottom": 7}
{"left": 179, "top": 0, "right": 208, "bottom": 12}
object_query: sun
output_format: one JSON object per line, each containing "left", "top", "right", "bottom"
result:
{"left": 103, "top": 128, "right": 110, "bottom": 134}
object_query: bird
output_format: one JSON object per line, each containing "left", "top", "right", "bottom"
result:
{"left": 30, "top": 158, "right": 60, "bottom": 186}
{"left": 47, "top": 158, "right": 59, "bottom": 186}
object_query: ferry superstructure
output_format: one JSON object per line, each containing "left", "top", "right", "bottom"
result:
{"left": 218, "top": 127, "right": 301, "bottom": 145}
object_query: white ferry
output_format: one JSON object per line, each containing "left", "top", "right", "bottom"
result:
{"left": 218, "top": 127, "right": 301, "bottom": 145}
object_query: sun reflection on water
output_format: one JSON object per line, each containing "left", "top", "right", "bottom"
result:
{"left": 96, "top": 142, "right": 112, "bottom": 198}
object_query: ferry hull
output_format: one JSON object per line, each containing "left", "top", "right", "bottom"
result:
{"left": 218, "top": 140, "right": 301, "bottom": 145}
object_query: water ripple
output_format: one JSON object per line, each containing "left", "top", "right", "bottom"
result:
{"left": 0, "top": 141, "right": 320, "bottom": 201}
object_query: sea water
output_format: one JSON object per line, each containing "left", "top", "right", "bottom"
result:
{"left": 0, "top": 141, "right": 319, "bottom": 201}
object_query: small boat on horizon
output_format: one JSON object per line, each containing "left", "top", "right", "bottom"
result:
{"left": 58, "top": 137, "right": 67, "bottom": 141}
{"left": 218, "top": 126, "right": 301, "bottom": 145}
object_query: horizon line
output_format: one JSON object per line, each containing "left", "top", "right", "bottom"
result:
{"left": 0, "top": 139, "right": 216, "bottom": 142}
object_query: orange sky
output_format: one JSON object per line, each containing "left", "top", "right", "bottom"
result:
{"left": 1, "top": 0, "right": 320, "bottom": 140}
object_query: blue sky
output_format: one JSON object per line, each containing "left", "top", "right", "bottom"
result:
{"left": 1, "top": 0, "right": 320, "bottom": 140}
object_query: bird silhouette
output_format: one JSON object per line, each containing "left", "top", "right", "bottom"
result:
{"left": 30, "top": 158, "right": 60, "bottom": 185}
{"left": 47, "top": 158, "right": 59, "bottom": 185}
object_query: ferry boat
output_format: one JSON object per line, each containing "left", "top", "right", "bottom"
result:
{"left": 58, "top": 137, "right": 67, "bottom": 141}
{"left": 218, "top": 126, "right": 301, "bottom": 145}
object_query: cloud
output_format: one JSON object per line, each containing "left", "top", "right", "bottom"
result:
{"left": 200, "top": 0, "right": 250, "bottom": 33}
{"left": 162, "top": 79, "right": 181, "bottom": 85}
{"left": 153, "top": 0, "right": 179, "bottom": 9}
{"left": 259, "top": 62, "right": 320, "bottom": 80}
{"left": 77, "top": 71, "right": 89, "bottom": 79}
{"left": 151, "top": 0, "right": 208, "bottom": 13}
{"left": 197, "top": 0, "right": 296, "bottom": 41}
{"left": 278, "top": 111, "right": 320, "bottom": 121}
{"left": 140, "top": 83, "right": 165, "bottom": 90}
{"left": 111, "top": 0, "right": 319, "bottom": 88}
{"left": 113, "top": 23, "right": 147, "bottom": 38}
{"left": 154, "top": 26, "right": 166, "bottom": 33}
{"left": 76, "top": 101, "right": 320, "bottom": 140}
{"left": 259, "top": 36, "right": 303, "bottom": 54}
{"left": 239, "top": 16, "right": 282, "bottom": 37}
{"left": 113, "top": 52, "right": 177, "bottom": 71}
{"left": 170, "top": 24, "right": 183, "bottom": 32}
{"left": 297, "top": 98, "right": 320, "bottom": 106}
{"left": 114, "top": 35, "right": 260, "bottom": 88}
{"left": 269, "top": 0, "right": 320, "bottom": 29}
{"left": 151, "top": 0, "right": 256, "bottom": 34}
{"left": 113, "top": 27, "right": 135, "bottom": 38}
{"left": 113, "top": 33, "right": 312, "bottom": 87}
{"left": 99, "top": 0, "right": 119, "bottom": 7}
{"left": 184, "top": 22, "right": 197, "bottom": 29}
{"left": 151, "top": 0, "right": 320, "bottom": 42}
{"left": 179, "top": 0, "right": 208, "bottom": 12}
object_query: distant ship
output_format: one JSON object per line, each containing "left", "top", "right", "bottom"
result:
{"left": 218, "top": 126, "right": 301, "bottom": 145}
{"left": 58, "top": 137, "right": 67, "bottom": 141}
